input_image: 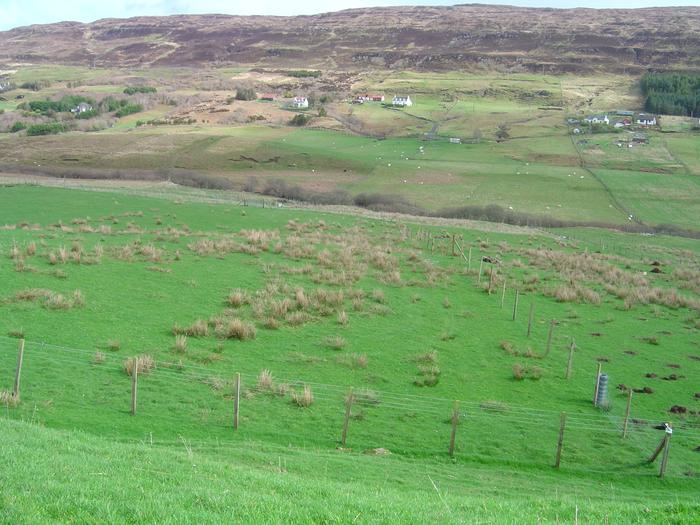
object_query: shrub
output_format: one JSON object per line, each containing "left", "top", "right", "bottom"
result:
{"left": 124, "top": 86, "right": 157, "bottom": 95}
{"left": 26, "top": 122, "right": 68, "bottom": 136}
{"left": 291, "top": 385, "right": 314, "bottom": 407}
{"left": 106, "top": 340, "right": 121, "bottom": 352}
{"left": 235, "top": 87, "right": 257, "bottom": 101}
{"left": 115, "top": 104, "right": 143, "bottom": 118}
{"left": 289, "top": 113, "right": 311, "bottom": 126}
{"left": 173, "top": 320, "right": 208, "bottom": 337}
{"left": 10, "top": 121, "right": 26, "bottom": 133}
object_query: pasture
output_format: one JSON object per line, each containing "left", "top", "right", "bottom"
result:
{"left": 0, "top": 184, "right": 699, "bottom": 523}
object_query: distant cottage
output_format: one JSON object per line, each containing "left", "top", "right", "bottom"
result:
{"left": 635, "top": 113, "right": 657, "bottom": 126}
{"left": 584, "top": 114, "right": 609, "bottom": 125}
{"left": 71, "top": 102, "right": 93, "bottom": 114}
{"left": 292, "top": 96, "right": 309, "bottom": 109}
{"left": 392, "top": 95, "right": 413, "bottom": 107}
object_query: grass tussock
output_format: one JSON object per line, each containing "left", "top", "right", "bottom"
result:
{"left": 337, "top": 353, "right": 368, "bottom": 369}
{"left": 174, "top": 334, "right": 188, "bottom": 353}
{"left": 7, "top": 329, "right": 24, "bottom": 339}
{"left": 172, "top": 320, "right": 209, "bottom": 337}
{"left": 106, "top": 340, "right": 121, "bottom": 352}
{"left": 513, "top": 363, "right": 543, "bottom": 380}
{"left": 257, "top": 369, "right": 274, "bottom": 391}
{"left": 123, "top": 355, "right": 155, "bottom": 376}
{"left": 337, "top": 310, "right": 349, "bottom": 326}
{"left": 0, "top": 390, "right": 19, "bottom": 407}
{"left": 324, "top": 335, "right": 347, "bottom": 350}
{"left": 93, "top": 351, "right": 106, "bottom": 365}
{"left": 291, "top": 385, "right": 314, "bottom": 408}
{"left": 227, "top": 289, "right": 249, "bottom": 308}
{"left": 216, "top": 318, "right": 256, "bottom": 340}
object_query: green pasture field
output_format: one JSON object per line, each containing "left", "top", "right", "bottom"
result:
{"left": 0, "top": 184, "right": 698, "bottom": 523}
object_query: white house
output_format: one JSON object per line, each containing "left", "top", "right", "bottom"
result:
{"left": 584, "top": 114, "right": 609, "bottom": 125}
{"left": 71, "top": 102, "right": 93, "bottom": 114}
{"left": 392, "top": 95, "right": 413, "bottom": 107}
{"left": 292, "top": 96, "right": 309, "bottom": 109}
{"left": 636, "top": 113, "right": 657, "bottom": 126}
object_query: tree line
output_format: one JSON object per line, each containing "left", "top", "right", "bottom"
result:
{"left": 641, "top": 73, "right": 700, "bottom": 117}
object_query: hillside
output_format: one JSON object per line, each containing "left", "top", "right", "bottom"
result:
{"left": 0, "top": 184, "right": 699, "bottom": 523}
{"left": 2, "top": 5, "right": 700, "bottom": 74}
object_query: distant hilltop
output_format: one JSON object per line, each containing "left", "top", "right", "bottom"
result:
{"left": 1, "top": 5, "right": 700, "bottom": 73}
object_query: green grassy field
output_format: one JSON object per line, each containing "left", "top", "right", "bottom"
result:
{"left": 0, "top": 184, "right": 699, "bottom": 523}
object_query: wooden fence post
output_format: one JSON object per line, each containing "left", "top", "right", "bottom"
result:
{"left": 554, "top": 412, "right": 567, "bottom": 468}
{"left": 512, "top": 290, "right": 520, "bottom": 321}
{"left": 648, "top": 433, "right": 668, "bottom": 463}
{"left": 13, "top": 338, "right": 25, "bottom": 401}
{"left": 500, "top": 280, "right": 507, "bottom": 308}
{"left": 565, "top": 339, "right": 576, "bottom": 379}
{"left": 659, "top": 428, "right": 672, "bottom": 478}
{"left": 622, "top": 389, "right": 633, "bottom": 438}
{"left": 233, "top": 372, "right": 241, "bottom": 430}
{"left": 488, "top": 268, "right": 495, "bottom": 295}
{"left": 478, "top": 258, "right": 483, "bottom": 284}
{"left": 451, "top": 234, "right": 456, "bottom": 256}
{"left": 448, "top": 400, "right": 459, "bottom": 457}
{"left": 467, "top": 247, "right": 472, "bottom": 271}
{"left": 593, "top": 362, "right": 602, "bottom": 406}
{"left": 544, "top": 319, "right": 556, "bottom": 358}
{"left": 131, "top": 357, "right": 139, "bottom": 416}
{"left": 341, "top": 390, "right": 354, "bottom": 447}
{"left": 527, "top": 302, "right": 535, "bottom": 337}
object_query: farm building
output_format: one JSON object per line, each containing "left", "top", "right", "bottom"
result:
{"left": 292, "top": 96, "right": 309, "bottom": 109}
{"left": 635, "top": 113, "right": 657, "bottom": 126}
{"left": 584, "top": 114, "right": 609, "bottom": 125}
{"left": 354, "top": 94, "right": 385, "bottom": 103}
{"left": 71, "top": 102, "right": 93, "bottom": 114}
{"left": 392, "top": 95, "right": 413, "bottom": 107}
{"left": 0, "top": 77, "right": 11, "bottom": 92}
{"left": 260, "top": 94, "right": 276, "bottom": 101}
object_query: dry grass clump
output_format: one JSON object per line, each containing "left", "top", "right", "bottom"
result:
{"left": 173, "top": 320, "right": 209, "bottom": 337}
{"left": 291, "top": 384, "right": 314, "bottom": 408}
{"left": 611, "top": 285, "right": 700, "bottom": 312}
{"left": 513, "top": 363, "right": 543, "bottom": 380}
{"left": 93, "top": 351, "right": 106, "bottom": 364}
{"left": 352, "top": 297, "right": 364, "bottom": 311}
{"left": 324, "top": 335, "right": 347, "bottom": 350}
{"left": 337, "top": 353, "right": 368, "bottom": 369}
{"left": 371, "top": 289, "right": 385, "bottom": 303}
{"left": 123, "top": 355, "right": 155, "bottom": 376}
{"left": 549, "top": 285, "right": 601, "bottom": 305}
{"left": 0, "top": 390, "right": 19, "bottom": 407}
{"left": 42, "top": 290, "right": 85, "bottom": 310}
{"left": 352, "top": 388, "right": 380, "bottom": 406}
{"left": 227, "top": 289, "right": 249, "bottom": 307}
{"left": 348, "top": 289, "right": 366, "bottom": 300}
{"left": 174, "top": 335, "right": 188, "bottom": 353}
{"left": 270, "top": 298, "right": 293, "bottom": 318}
{"left": 8, "top": 243, "right": 20, "bottom": 260}
{"left": 414, "top": 365, "right": 441, "bottom": 387}
{"left": 257, "top": 369, "right": 274, "bottom": 391}
{"left": 240, "top": 229, "right": 280, "bottom": 248}
{"left": 337, "top": 310, "right": 349, "bottom": 326}
{"left": 286, "top": 311, "right": 312, "bottom": 326}
{"left": 501, "top": 341, "right": 516, "bottom": 355}
{"left": 313, "top": 288, "right": 344, "bottom": 307}
{"left": 138, "top": 244, "right": 163, "bottom": 262}
{"left": 369, "top": 252, "right": 397, "bottom": 271}
{"left": 442, "top": 297, "right": 452, "bottom": 309}
{"left": 217, "top": 318, "right": 256, "bottom": 340}
{"left": 26, "top": 242, "right": 36, "bottom": 256}
{"left": 415, "top": 350, "right": 438, "bottom": 364}
{"left": 106, "top": 340, "right": 121, "bottom": 352}
{"left": 295, "top": 288, "right": 310, "bottom": 309}
{"left": 369, "top": 304, "right": 391, "bottom": 316}
{"left": 263, "top": 317, "right": 280, "bottom": 330}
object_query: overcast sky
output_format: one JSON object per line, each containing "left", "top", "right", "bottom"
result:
{"left": 1, "top": 0, "right": 698, "bottom": 31}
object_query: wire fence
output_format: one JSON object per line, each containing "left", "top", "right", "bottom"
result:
{"left": 1, "top": 335, "right": 697, "bottom": 481}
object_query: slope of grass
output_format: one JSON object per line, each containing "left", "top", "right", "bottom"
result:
{"left": 0, "top": 184, "right": 698, "bottom": 525}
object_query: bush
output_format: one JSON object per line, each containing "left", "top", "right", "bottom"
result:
{"left": 10, "top": 121, "right": 26, "bottom": 133}
{"left": 115, "top": 104, "right": 143, "bottom": 118}
{"left": 26, "top": 122, "right": 68, "bottom": 136}
{"left": 123, "top": 86, "right": 157, "bottom": 95}
{"left": 235, "top": 87, "right": 257, "bottom": 101}
{"left": 75, "top": 109, "right": 98, "bottom": 119}
{"left": 289, "top": 114, "right": 311, "bottom": 126}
